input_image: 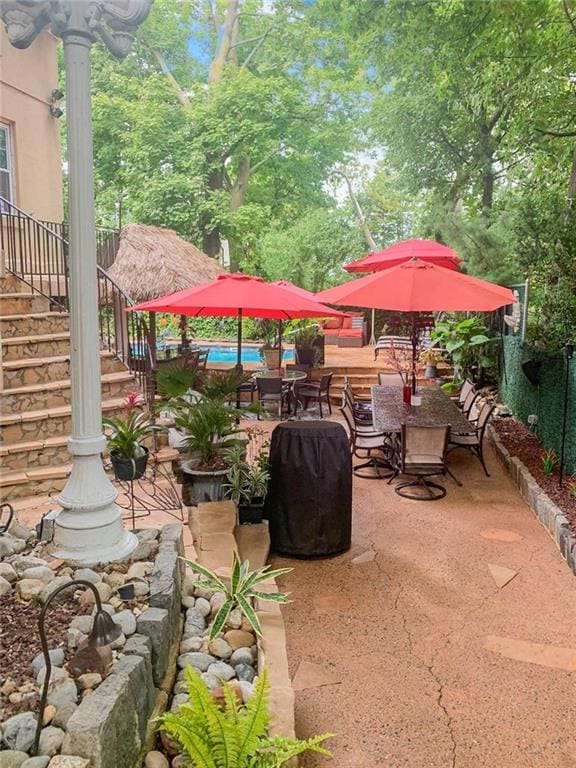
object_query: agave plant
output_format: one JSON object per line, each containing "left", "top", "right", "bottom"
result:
{"left": 159, "top": 667, "right": 333, "bottom": 768}
{"left": 102, "top": 409, "right": 162, "bottom": 460}
{"left": 183, "top": 552, "right": 292, "bottom": 639}
{"left": 541, "top": 449, "right": 558, "bottom": 476}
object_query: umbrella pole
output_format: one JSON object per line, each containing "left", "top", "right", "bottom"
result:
{"left": 370, "top": 308, "right": 376, "bottom": 346}
{"left": 149, "top": 312, "right": 157, "bottom": 367}
{"left": 278, "top": 320, "right": 283, "bottom": 370}
{"left": 236, "top": 308, "right": 243, "bottom": 410}
{"left": 411, "top": 313, "right": 417, "bottom": 394}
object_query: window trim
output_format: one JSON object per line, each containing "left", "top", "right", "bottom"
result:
{"left": 0, "top": 121, "right": 15, "bottom": 206}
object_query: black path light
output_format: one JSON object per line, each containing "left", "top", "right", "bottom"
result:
{"left": 559, "top": 341, "right": 574, "bottom": 487}
{"left": 32, "top": 579, "right": 122, "bottom": 756}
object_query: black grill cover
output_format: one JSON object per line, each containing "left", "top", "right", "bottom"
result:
{"left": 265, "top": 420, "right": 352, "bottom": 557}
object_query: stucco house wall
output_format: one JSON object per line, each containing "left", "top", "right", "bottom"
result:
{"left": 0, "top": 25, "right": 63, "bottom": 222}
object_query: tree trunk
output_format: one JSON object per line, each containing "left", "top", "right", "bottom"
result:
{"left": 230, "top": 157, "right": 250, "bottom": 212}
{"left": 208, "top": 0, "right": 240, "bottom": 84}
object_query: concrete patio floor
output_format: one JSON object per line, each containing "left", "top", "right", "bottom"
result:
{"left": 272, "top": 441, "right": 576, "bottom": 768}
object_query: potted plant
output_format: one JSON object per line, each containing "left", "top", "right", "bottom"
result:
{"left": 294, "top": 322, "right": 323, "bottom": 367}
{"left": 174, "top": 397, "right": 244, "bottom": 505}
{"left": 103, "top": 392, "right": 162, "bottom": 481}
{"left": 420, "top": 348, "right": 443, "bottom": 379}
{"left": 254, "top": 319, "right": 280, "bottom": 368}
{"left": 431, "top": 316, "right": 495, "bottom": 384}
{"left": 223, "top": 444, "right": 270, "bottom": 524}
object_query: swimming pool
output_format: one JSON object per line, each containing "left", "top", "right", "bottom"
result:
{"left": 206, "top": 344, "right": 295, "bottom": 364}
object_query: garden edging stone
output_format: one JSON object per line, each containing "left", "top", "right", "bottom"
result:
{"left": 489, "top": 425, "right": 576, "bottom": 575}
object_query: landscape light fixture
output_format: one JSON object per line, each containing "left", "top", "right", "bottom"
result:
{"left": 558, "top": 341, "right": 574, "bottom": 487}
{"left": 49, "top": 89, "right": 64, "bottom": 118}
{"left": 32, "top": 579, "right": 121, "bottom": 756}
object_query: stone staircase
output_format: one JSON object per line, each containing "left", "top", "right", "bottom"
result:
{"left": 0, "top": 274, "right": 138, "bottom": 501}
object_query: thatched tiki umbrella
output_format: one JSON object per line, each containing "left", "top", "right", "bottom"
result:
{"left": 107, "top": 223, "right": 224, "bottom": 361}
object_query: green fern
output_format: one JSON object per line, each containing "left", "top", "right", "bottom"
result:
{"left": 159, "top": 667, "right": 333, "bottom": 768}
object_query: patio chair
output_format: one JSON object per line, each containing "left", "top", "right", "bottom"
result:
{"left": 377, "top": 372, "right": 405, "bottom": 387}
{"left": 340, "top": 402, "right": 395, "bottom": 479}
{"left": 460, "top": 386, "right": 480, "bottom": 419}
{"left": 343, "top": 380, "right": 373, "bottom": 425}
{"left": 449, "top": 401, "right": 496, "bottom": 476}
{"left": 286, "top": 364, "right": 310, "bottom": 415}
{"left": 393, "top": 424, "right": 450, "bottom": 501}
{"left": 374, "top": 335, "right": 412, "bottom": 361}
{"left": 296, "top": 372, "right": 333, "bottom": 418}
{"left": 197, "top": 349, "right": 209, "bottom": 370}
{"left": 256, "top": 376, "right": 290, "bottom": 419}
{"left": 457, "top": 380, "right": 475, "bottom": 410}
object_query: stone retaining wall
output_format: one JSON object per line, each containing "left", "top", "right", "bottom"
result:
{"left": 62, "top": 524, "right": 184, "bottom": 768}
{"left": 489, "top": 425, "right": 576, "bottom": 576}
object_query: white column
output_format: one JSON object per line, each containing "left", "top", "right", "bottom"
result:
{"left": 51, "top": 14, "right": 136, "bottom": 561}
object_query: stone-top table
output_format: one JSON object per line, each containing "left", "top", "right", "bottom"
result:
{"left": 371, "top": 385, "right": 475, "bottom": 436}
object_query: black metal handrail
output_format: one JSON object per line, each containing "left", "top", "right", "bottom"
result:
{"left": 0, "top": 196, "right": 154, "bottom": 404}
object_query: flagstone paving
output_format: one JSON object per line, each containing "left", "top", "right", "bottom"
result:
{"left": 272, "top": 443, "right": 576, "bottom": 768}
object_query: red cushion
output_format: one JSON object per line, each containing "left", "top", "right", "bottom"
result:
{"left": 323, "top": 319, "right": 342, "bottom": 330}
{"left": 338, "top": 328, "right": 363, "bottom": 337}
{"left": 341, "top": 317, "right": 353, "bottom": 329}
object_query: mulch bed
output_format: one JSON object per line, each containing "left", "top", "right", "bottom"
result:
{"left": 493, "top": 416, "right": 576, "bottom": 535}
{"left": 0, "top": 590, "right": 91, "bottom": 718}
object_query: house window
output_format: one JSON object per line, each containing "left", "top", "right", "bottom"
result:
{"left": 0, "top": 123, "right": 14, "bottom": 208}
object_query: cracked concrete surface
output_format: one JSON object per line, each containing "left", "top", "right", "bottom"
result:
{"left": 272, "top": 443, "right": 576, "bottom": 768}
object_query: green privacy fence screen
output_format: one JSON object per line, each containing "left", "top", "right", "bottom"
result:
{"left": 499, "top": 336, "right": 576, "bottom": 475}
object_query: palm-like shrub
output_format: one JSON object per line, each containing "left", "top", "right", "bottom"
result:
{"left": 183, "top": 553, "right": 291, "bottom": 639}
{"left": 172, "top": 397, "right": 242, "bottom": 470}
{"left": 159, "top": 667, "right": 333, "bottom": 767}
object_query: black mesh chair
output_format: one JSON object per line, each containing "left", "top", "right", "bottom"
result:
{"left": 449, "top": 401, "right": 495, "bottom": 476}
{"left": 296, "top": 373, "right": 333, "bottom": 418}
{"left": 286, "top": 364, "right": 310, "bottom": 415}
{"left": 340, "top": 401, "right": 395, "bottom": 479}
{"left": 256, "top": 377, "right": 289, "bottom": 419}
{"left": 393, "top": 424, "right": 450, "bottom": 500}
{"left": 343, "top": 380, "right": 373, "bottom": 425}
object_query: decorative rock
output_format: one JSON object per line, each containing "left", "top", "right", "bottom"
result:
{"left": 69, "top": 615, "right": 93, "bottom": 635}
{"left": 230, "top": 648, "right": 253, "bottom": 667}
{"left": 0, "top": 575, "right": 12, "bottom": 597}
{"left": 46, "top": 678, "right": 78, "bottom": 710}
{"left": 112, "top": 609, "right": 137, "bottom": 637}
{"left": 76, "top": 673, "right": 102, "bottom": 691}
{"left": 0, "top": 751, "right": 29, "bottom": 768}
{"left": 0, "top": 538, "right": 16, "bottom": 558}
{"left": 209, "top": 592, "right": 226, "bottom": 614}
{"left": 181, "top": 595, "right": 195, "bottom": 609}
{"left": 11, "top": 557, "right": 46, "bottom": 575}
{"left": 224, "top": 629, "right": 255, "bottom": 650}
{"left": 194, "top": 597, "right": 210, "bottom": 617}
{"left": 66, "top": 628, "right": 86, "bottom": 651}
{"left": 130, "top": 579, "right": 150, "bottom": 597}
{"left": 44, "top": 758, "right": 90, "bottom": 768}
{"left": 183, "top": 573, "right": 196, "bottom": 597}
{"left": 16, "top": 579, "right": 45, "bottom": 601}
{"left": 131, "top": 539, "right": 158, "bottom": 562}
{"left": 237, "top": 680, "right": 254, "bottom": 703}
{"left": 126, "top": 561, "right": 153, "bottom": 580}
{"left": 208, "top": 637, "right": 233, "bottom": 660}
{"left": 206, "top": 661, "right": 235, "bottom": 682}
{"left": 173, "top": 680, "right": 188, "bottom": 695}
{"left": 101, "top": 572, "right": 124, "bottom": 591}
{"left": 21, "top": 758, "right": 51, "bottom": 768}
{"left": 136, "top": 528, "right": 159, "bottom": 542}
{"left": 226, "top": 607, "right": 243, "bottom": 629}
{"left": 78, "top": 582, "right": 112, "bottom": 606}
{"left": 170, "top": 694, "right": 188, "bottom": 712}
{"left": 51, "top": 703, "right": 78, "bottom": 730}
{"left": 1, "top": 712, "right": 37, "bottom": 752}
{"left": 32, "top": 649, "right": 65, "bottom": 677}
{"left": 37, "top": 668, "right": 69, "bottom": 686}
{"left": 0, "top": 562, "right": 17, "bottom": 583}
{"left": 9, "top": 535, "right": 27, "bottom": 553}
{"left": 177, "top": 652, "right": 214, "bottom": 672}
{"left": 109, "top": 632, "right": 126, "bottom": 650}
{"left": 179, "top": 637, "right": 203, "bottom": 654}
{"left": 144, "top": 752, "right": 169, "bottom": 768}
{"left": 171, "top": 757, "right": 186, "bottom": 768}
{"left": 38, "top": 726, "right": 64, "bottom": 757}
{"left": 235, "top": 663, "right": 255, "bottom": 683}
{"left": 21, "top": 566, "right": 54, "bottom": 585}
{"left": 42, "top": 706, "right": 56, "bottom": 726}
{"left": 1, "top": 679, "right": 17, "bottom": 696}
{"left": 39, "top": 577, "right": 76, "bottom": 605}
{"left": 159, "top": 730, "right": 180, "bottom": 757}
{"left": 72, "top": 568, "right": 101, "bottom": 585}
{"left": 185, "top": 607, "right": 206, "bottom": 631}
{"left": 200, "top": 673, "right": 221, "bottom": 690}
{"left": 194, "top": 585, "right": 214, "bottom": 601}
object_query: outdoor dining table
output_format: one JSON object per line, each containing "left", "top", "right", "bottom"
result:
{"left": 252, "top": 369, "right": 308, "bottom": 383}
{"left": 371, "top": 385, "right": 476, "bottom": 436}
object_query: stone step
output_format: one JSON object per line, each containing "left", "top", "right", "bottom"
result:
{"left": 1, "top": 331, "right": 71, "bottom": 361}
{"left": 0, "top": 435, "right": 71, "bottom": 472}
{"left": 0, "top": 275, "right": 25, "bottom": 294}
{"left": 0, "top": 292, "right": 50, "bottom": 315}
{"left": 2, "top": 350, "right": 126, "bottom": 388}
{"left": 0, "top": 463, "right": 72, "bottom": 502}
{"left": 0, "top": 396, "right": 127, "bottom": 444}
{"left": 0, "top": 310, "right": 70, "bottom": 338}
{"left": 1, "top": 370, "right": 136, "bottom": 412}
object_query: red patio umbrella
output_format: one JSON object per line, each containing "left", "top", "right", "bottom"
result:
{"left": 316, "top": 258, "right": 516, "bottom": 390}
{"left": 344, "top": 238, "right": 462, "bottom": 274}
{"left": 129, "top": 272, "right": 344, "bottom": 370}
{"left": 273, "top": 279, "right": 318, "bottom": 301}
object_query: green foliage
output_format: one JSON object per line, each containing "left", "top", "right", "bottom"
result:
{"left": 155, "top": 362, "right": 203, "bottom": 400}
{"left": 183, "top": 552, "right": 292, "bottom": 639}
{"left": 200, "top": 370, "right": 253, "bottom": 401}
{"left": 172, "top": 397, "right": 243, "bottom": 470}
{"left": 541, "top": 449, "right": 559, "bottom": 477}
{"left": 102, "top": 408, "right": 161, "bottom": 459}
{"left": 159, "top": 666, "right": 333, "bottom": 767}
{"left": 432, "top": 316, "right": 495, "bottom": 382}
{"left": 222, "top": 445, "right": 270, "bottom": 506}
{"left": 252, "top": 320, "right": 279, "bottom": 349}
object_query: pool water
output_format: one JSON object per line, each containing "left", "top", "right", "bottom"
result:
{"left": 206, "top": 345, "right": 295, "bottom": 364}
